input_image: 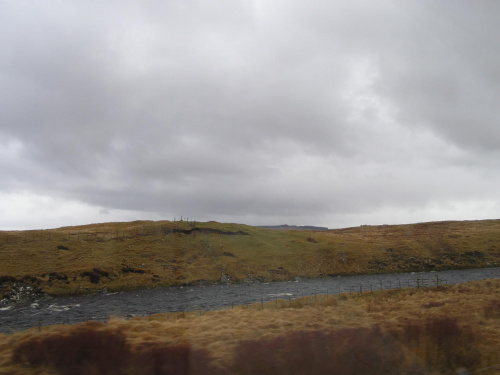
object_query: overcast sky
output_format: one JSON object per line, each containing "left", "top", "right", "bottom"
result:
{"left": 1, "top": 1, "right": 499, "bottom": 230}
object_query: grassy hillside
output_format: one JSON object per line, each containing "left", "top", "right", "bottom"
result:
{"left": 0, "top": 219, "right": 499, "bottom": 296}
{"left": 1, "top": 279, "right": 499, "bottom": 374}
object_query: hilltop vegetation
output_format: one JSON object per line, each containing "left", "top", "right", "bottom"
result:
{"left": 258, "top": 224, "right": 329, "bottom": 231}
{"left": 1, "top": 279, "right": 499, "bottom": 374}
{"left": 0, "top": 219, "right": 499, "bottom": 297}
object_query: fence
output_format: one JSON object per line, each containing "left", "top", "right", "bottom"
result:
{"left": 16, "top": 275, "right": 456, "bottom": 333}
{"left": 221, "top": 276, "right": 449, "bottom": 312}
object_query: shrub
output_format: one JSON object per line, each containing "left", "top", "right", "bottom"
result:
{"left": 13, "top": 323, "right": 221, "bottom": 375}
{"left": 81, "top": 271, "right": 100, "bottom": 284}
{"left": 12, "top": 322, "right": 130, "bottom": 375}
{"left": 392, "top": 316, "right": 481, "bottom": 374}
{"left": 130, "top": 343, "right": 221, "bottom": 375}
{"left": 230, "top": 327, "right": 427, "bottom": 375}
{"left": 93, "top": 268, "right": 110, "bottom": 277}
{"left": 484, "top": 299, "right": 500, "bottom": 319}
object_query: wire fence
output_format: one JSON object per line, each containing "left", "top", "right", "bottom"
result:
{"left": 218, "top": 276, "right": 450, "bottom": 312}
{"left": 21, "top": 275, "right": 454, "bottom": 332}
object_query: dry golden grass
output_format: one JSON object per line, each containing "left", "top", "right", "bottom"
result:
{"left": 1, "top": 279, "right": 499, "bottom": 374}
{"left": 0, "top": 219, "right": 499, "bottom": 296}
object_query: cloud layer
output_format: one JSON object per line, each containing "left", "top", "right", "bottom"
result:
{"left": 1, "top": 1, "right": 499, "bottom": 229}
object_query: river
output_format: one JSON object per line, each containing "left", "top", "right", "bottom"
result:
{"left": 1, "top": 267, "right": 499, "bottom": 333}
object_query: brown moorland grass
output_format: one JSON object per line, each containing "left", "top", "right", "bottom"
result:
{"left": 1, "top": 279, "right": 499, "bottom": 374}
{"left": 0, "top": 219, "right": 499, "bottom": 296}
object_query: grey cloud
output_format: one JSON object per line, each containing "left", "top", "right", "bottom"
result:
{"left": 373, "top": 1, "right": 500, "bottom": 151}
{"left": 1, "top": 1, "right": 499, "bottom": 228}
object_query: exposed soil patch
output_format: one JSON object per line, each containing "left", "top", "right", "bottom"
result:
{"left": 49, "top": 272, "right": 68, "bottom": 281}
{"left": 81, "top": 268, "right": 111, "bottom": 284}
{"left": 121, "top": 266, "right": 145, "bottom": 274}
{"left": 461, "top": 251, "right": 485, "bottom": 263}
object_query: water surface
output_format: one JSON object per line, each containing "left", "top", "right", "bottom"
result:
{"left": 1, "top": 267, "right": 498, "bottom": 333}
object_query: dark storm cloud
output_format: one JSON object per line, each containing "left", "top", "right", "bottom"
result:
{"left": 1, "top": 0, "right": 499, "bottom": 229}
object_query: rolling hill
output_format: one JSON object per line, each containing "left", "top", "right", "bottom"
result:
{"left": 1, "top": 219, "right": 499, "bottom": 297}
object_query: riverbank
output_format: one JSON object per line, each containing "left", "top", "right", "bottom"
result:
{"left": 1, "top": 219, "right": 499, "bottom": 300}
{"left": 2, "top": 266, "right": 498, "bottom": 334}
{"left": 2, "top": 279, "right": 499, "bottom": 375}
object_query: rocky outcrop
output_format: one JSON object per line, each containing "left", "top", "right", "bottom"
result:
{"left": 0, "top": 276, "right": 46, "bottom": 307}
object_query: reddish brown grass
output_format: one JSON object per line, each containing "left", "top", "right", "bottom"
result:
{"left": 130, "top": 343, "right": 221, "bottom": 375}
{"left": 484, "top": 299, "right": 500, "bottom": 319}
{"left": 390, "top": 316, "right": 481, "bottom": 375}
{"left": 12, "top": 322, "right": 129, "bottom": 375}
{"left": 230, "top": 327, "right": 428, "bottom": 375}
{"left": 12, "top": 322, "right": 220, "bottom": 375}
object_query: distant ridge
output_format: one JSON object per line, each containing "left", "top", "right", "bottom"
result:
{"left": 258, "top": 224, "right": 329, "bottom": 231}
